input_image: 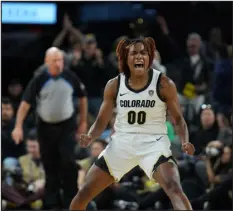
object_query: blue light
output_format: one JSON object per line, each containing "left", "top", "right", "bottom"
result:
{"left": 2, "top": 2, "right": 57, "bottom": 24}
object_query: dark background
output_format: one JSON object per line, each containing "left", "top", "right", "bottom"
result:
{"left": 2, "top": 1, "right": 232, "bottom": 95}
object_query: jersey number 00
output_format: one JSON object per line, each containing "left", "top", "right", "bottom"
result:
{"left": 127, "top": 111, "right": 146, "bottom": 125}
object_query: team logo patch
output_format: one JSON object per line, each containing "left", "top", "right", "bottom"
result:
{"left": 149, "top": 90, "right": 154, "bottom": 96}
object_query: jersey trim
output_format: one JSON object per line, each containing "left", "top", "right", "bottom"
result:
{"left": 152, "top": 155, "right": 177, "bottom": 173}
{"left": 95, "top": 156, "right": 111, "bottom": 176}
{"left": 124, "top": 68, "right": 153, "bottom": 93}
{"left": 116, "top": 74, "right": 121, "bottom": 98}
{"left": 156, "top": 73, "right": 166, "bottom": 102}
{"left": 114, "top": 74, "right": 121, "bottom": 107}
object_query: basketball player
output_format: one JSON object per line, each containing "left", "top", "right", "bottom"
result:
{"left": 70, "top": 37, "right": 195, "bottom": 210}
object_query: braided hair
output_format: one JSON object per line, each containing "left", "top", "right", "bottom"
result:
{"left": 116, "top": 37, "right": 156, "bottom": 78}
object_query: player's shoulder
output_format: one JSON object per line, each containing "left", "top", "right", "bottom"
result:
{"left": 106, "top": 74, "right": 120, "bottom": 88}
{"left": 159, "top": 74, "right": 177, "bottom": 100}
{"left": 160, "top": 73, "right": 176, "bottom": 89}
{"left": 104, "top": 74, "right": 121, "bottom": 96}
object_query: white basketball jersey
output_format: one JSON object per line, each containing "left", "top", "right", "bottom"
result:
{"left": 114, "top": 69, "right": 167, "bottom": 134}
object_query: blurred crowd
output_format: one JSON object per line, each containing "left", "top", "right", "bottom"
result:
{"left": 2, "top": 11, "right": 232, "bottom": 210}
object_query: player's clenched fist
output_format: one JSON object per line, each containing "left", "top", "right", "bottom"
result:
{"left": 182, "top": 142, "right": 195, "bottom": 155}
{"left": 79, "top": 134, "right": 93, "bottom": 148}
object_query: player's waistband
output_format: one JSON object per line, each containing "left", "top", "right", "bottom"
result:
{"left": 112, "top": 131, "right": 168, "bottom": 136}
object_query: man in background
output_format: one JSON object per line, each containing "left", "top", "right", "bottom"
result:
{"left": 12, "top": 47, "right": 88, "bottom": 209}
{"left": 2, "top": 98, "right": 26, "bottom": 160}
{"left": 71, "top": 34, "right": 107, "bottom": 117}
{"left": 2, "top": 130, "right": 45, "bottom": 209}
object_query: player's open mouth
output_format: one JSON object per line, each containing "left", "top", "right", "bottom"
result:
{"left": 134, "top": 64, "right": 144, "bottom": 68}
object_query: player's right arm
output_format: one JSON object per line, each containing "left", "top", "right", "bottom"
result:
{"left": 12, "top": 78, "right": 37, "bottom": 144}
{"left": 79, "top": 77, "right": 118, "bottom": 147}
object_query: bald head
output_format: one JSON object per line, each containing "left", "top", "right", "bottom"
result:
{"left": 45, "top": 47, "right": 61, "bottom": 57}
{"left": 45, "top": 47, "right": 64, "bottom": 75}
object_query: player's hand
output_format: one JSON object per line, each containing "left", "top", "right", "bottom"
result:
{"left": 76, "top": 121, "right": 88, "bottom": 141}
{"left": 182, "top": 142, "right": 195, "bottom": 155}
{"left": 79, "top": 134, "right": 93, "bottom": 148}
{"left": 12, "top": 127, "right": 23, "bottom": 145}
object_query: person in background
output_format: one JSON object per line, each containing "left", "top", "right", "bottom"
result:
{"left": 2, "top": 97, "right": 26, "bottom": 160}
{"left": 215, "top": 112, "right": 232, "bottom": 146}
{"left": 107, "top": 36, "right": 128, "bottom": 78}
{"left": 78, "top": 139, "right": 108, "bottom": 174}
{"left": 192, "top": 144, "right": 232, "bottom": 210}
{"left": 192, "top": 105, "right": 220, "bottom": 191}
{"left": 52, "top": 13, "right": 84, "bottom": 52}
{"left": 77, "top": 139, "right": 107, "bottom": 210}
{"left": 2, "top": 130, "right": 45, "bottom": 209}
{"left": 212, "top": 45, "right": 232, "bottom": 127}
{"left": 154, "top": 16, "right": 211, "bottom": 123}
{"left": 193, "top": 105, "right": 219, "bottom": 155}
{"left": 11, "top": 47, "right": 88, "bottom": 209}
{"left": 7, "top": 79, "right": 23, "bottom": 112}
{"left": 19, "top": 130, "right": 45, "bottom": 195}
{"left": 152, "top": 50, "right": 167, "bottom": 74}
{"left": 33, "top": 14, "right": 85, "bottom": 76}
{"left": 178, "top": 33, "right": 210, "bottom": 123}
{"left": 72, "top": 34, "right": 107, "bottom": 117}
{"left": 202, "top": 28, "right": 228, "bottom": 66}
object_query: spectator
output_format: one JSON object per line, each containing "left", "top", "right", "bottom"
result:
{"left": 178, "top": 33, "right": 211, "bottom": 123}
{"left": 193, "top": 105, "right": 219, "bottom": 155}
{"left": 2, "top": 98, "right": 26, "bottom": 160}
{"left": 19, "top": 130, "right": 45, "bottom": 191}
{"left": 216, "top": 112, "right": 232, "bottom": 145}
{"left": 77, "top": 139, "right": 107, "bottom": 210}
{"left": 193, "top": 106, "right": 221, "bottom": 191}
{"left": 70, "top": 43, "right": 83, "bottom": 67}
{"left": 52, "top": 14, "right": 84, "bottom": 52}
{"left": 34, "top": 14, "right": 85, "bottom": 77}
{"left": 202, "top": 27, "right": 228, "bottom": 66}
{"left": 212, "top": 45, "right": 232, "bottom": 118}
{"left": 154, "top": 17, "right": 211, "bottom": 123}
{"left": 107, "top": 36, "right": 128, "bottom": 79}
{"left": 151, "top": 50, "right": 167, "bottom": 74}
{"left": 192, "top": 144, "right": 232, "bottom": 210}
{"left": 78, "top": 139, "right": 108, "bottom": 173}
{"left": 7, "top": 79, "right": 23, "bottom": 112}
{"left": 2, "top": 130, "right": 45, "bottom": 209}
{"left": 72, "top": 34, "right": 107, "bottom": 117}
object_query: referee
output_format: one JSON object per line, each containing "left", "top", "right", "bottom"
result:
{"left": 12, "top": 47, "right": 88, "bottom": 209}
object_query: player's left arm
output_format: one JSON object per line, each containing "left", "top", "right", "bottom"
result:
{"left": 159, "top": 74, "right": 195, "bottom": 155}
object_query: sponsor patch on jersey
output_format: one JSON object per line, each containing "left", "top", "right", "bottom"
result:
{"left": 149, "top": 90, "right": 154, "bottom": 96}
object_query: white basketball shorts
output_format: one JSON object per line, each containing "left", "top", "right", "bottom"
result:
{"left": 96, "top": 132, "right": 176, "bottom": 182}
